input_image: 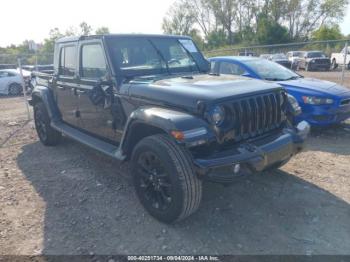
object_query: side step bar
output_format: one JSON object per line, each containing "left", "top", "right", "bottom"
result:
{"left": 51, "top": 121, "right": 125, "bottom": 160}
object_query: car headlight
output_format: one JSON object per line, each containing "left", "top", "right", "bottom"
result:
{"left": 302, "top": 96, "right": 334, "bottom": 105}
{"left": 209, "top": 105, "right": 225, "bottom": 126}
{"left": 310, "top": 59, "right": 315, "bottom": 63}
{"left": 287, "top": 94, "right": 301, "bottom": 114}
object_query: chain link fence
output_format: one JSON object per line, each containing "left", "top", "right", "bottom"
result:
{"left": 205, "top": 39, "right": 350, "bottom": 87}
{"left": 0, "top": 53, "right": 54, "bottom": 120}
{"left": 0, "top": 53, "right": 54, "bottom": 69}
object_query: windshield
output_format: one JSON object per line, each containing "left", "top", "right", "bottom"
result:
{"left": 291, "top": 52, "right": 302, "bottom": 57}
{"left": 307, "top": 52, "right": 326, "bottom": 58}
{"left": 271, "top": 54, "right": 287, "bottom": 60}
{"left": 245, "top": 59, "right": 300, "bottom": 81}
{"left": 106, "top": 37, "right": 199, "bottom": 78}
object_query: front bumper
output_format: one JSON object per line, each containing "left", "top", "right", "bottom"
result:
{"left": 308, "top": 63, "right": 330, "bottom": 70}
{"left": 193, "top": 122, "right": 310, "bottom": 183}
{"left": 297, "top": 102, "right": 350, "bottom": 126}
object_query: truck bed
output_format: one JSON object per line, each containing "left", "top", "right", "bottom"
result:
{"left": 32, "top": 71, "right": 53, "bottom": 87}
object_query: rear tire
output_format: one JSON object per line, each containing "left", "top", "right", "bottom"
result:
{"left": 331, "top": 59, "right": 338, "bottom": 70}
{"left": 305, "top": 63, "right": 310, "bottom": 71}
{"left": 131, "top": 134, "right": 202, "bottom": 223}
{"left": 8, "top": 83, "right": 22, "bottom": 96}
{"left": 34, "top": 102, "right": 62, "bottom": 146}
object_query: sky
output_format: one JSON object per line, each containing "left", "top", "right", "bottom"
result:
{"left": 0, "top": 0, "right": 349, "bottom": 47}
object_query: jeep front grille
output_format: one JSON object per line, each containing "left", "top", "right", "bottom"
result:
{"left": 222, "top": 91, "right": 287, "bottom": 142}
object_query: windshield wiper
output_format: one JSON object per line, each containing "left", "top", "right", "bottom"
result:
{"left": 177, "top": 40, "right": 201, "bottom": 73}
{"left": 264, "top": 77, "right": 284, "bottom": 81}
{"left": 282, "top": 76, "right": 300, "bottom": 81}
{"left": 147, "top": 39, "right": 171, "bottom": 75}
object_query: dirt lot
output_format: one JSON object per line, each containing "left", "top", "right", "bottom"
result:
{"left": 299, "top": 70, "right": 350, "bottom": 88}
{"left": 1, "top": 72, "right": 350, "bottom": 255}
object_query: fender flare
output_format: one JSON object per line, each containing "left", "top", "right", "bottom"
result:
{"left": 29, "top": 85, "right": 61, "bottom": 121}
{"left": 120, "top": 106, "right": 215, "bottom": 155}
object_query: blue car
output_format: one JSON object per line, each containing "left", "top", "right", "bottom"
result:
{"left": 209, "top": 56, "right": 350, "bottom": 127}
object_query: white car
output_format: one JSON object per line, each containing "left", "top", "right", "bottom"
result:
{"left": 331, "top": 47, "right": 350, "bottom": 70}
{"left": 0, "top": 69, "right": 24, "bottom": 95}
{"left": 287, "top": 51, "right": 302, "bottom": 69}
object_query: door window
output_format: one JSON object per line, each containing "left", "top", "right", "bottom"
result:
{"left": 81, "top": 44, "right": 108, "bottom": 78}
{"left": 219, "top": 62, "right": 246, "bottom": 75}
{"left": 0, "top": 71, "right": 9, "bottom": 78}
{"left": 59, "top": 45, "right": 76, "bottom": 77}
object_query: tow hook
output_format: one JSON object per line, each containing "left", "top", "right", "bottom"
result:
{"left": 296, "top": 121, "right": 311, "bottom": 140}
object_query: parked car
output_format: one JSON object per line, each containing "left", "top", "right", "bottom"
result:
{"left": 209, "top": 56, "right": 350, "bottom": 127}
{"left": 0, "top": 69, "right": 23, "bottom": 95}
{"left": 0, "top": 64, "right": 17, "bottom": 70}
{"left": 26, "top": 65, "right": 55, "bottom": 90}
{"left": 331, "top": 47, "right": 350, "bottom": 70}
{"left": 297, "top": 51, "right": 331, "bottom": 71}
{"left": 22, "top": 64, "right": 54, "bottom": 73}
{"left": 14, "top": 69, "right": 32, "bottom": 89}
{"left": 286, "top": 51, "right": 302, "bottom": 68}
{"left": 259, "top": 54, "right": 271, "bottom": 59}
{"left": 238, "top": 51, "right": 257, "bottom": 56}
{"left": 29, "top": 34, "right": 309, "bottom": 223}
{"left": 269, "top": 53, "right": 292, "bottom": 68}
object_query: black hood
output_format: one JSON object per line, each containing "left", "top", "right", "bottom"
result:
{"left": 128, "top": 74, "right": 282, "bottom": 111}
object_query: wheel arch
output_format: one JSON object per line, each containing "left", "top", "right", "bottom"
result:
{"left": 122, "top": 121, "right": 167, "bottom": 159}
{"left": 30, "top": 85, "right": 61, "bottom": 121}
{"left": 120, "top": 107, "right": 215, "bottom": 159}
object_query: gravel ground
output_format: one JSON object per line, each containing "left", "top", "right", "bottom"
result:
{"left": 1, "top": 72, "right": 350, "bottom": 255}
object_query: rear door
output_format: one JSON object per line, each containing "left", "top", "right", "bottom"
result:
{"left": 55, "top": 44, "right": 79, "bottom": 126}
{"left": 77, "top": 40, "right": 117, "bottom": 141}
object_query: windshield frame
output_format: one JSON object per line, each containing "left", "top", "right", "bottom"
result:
{"left": 104, "top": 35, "right": 204, "bottom": 81}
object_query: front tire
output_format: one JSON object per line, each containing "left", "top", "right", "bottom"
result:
{"left": 8, "top": 83, "right": 22, "bottom": 96}
{"left": 34, "top": 102, "right": 62, "bottom": 146}
{"left": 131, "top": 134, "right": 202, "bottom": 223}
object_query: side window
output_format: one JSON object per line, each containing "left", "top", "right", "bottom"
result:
{"left": 219, "top": 62, "right": 246, "bottom": 75}
{"left": 7, "top": 72, "right": 16, "bottom": 77}
{"left": 81, "top": 44, "right": 108, "bottom": 78}
{"left": 0, "top": 72, "right": 9, "bottom": 78}
{"left": 59, "top": 45, "right": 76, "bottom": 77}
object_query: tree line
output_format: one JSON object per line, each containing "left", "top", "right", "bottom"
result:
{"left": 162, "top": 0, "right": 349, "bottom": 49}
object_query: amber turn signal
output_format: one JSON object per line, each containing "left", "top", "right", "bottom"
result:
{"left": 171, "top": 131, "right": 185, "bottom": 141}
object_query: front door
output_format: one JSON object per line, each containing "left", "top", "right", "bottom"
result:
{"left": 55, "top": 44, "right": 79, "bottom": 126}
{"left": 77, "top": 42, "right": 117, "bottom": 142}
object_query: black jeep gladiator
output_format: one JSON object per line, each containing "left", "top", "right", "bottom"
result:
{"left": 29, "top": 34, "right": 310, "bottom": 223}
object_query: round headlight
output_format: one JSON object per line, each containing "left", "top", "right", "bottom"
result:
{"left": 287, "top": 94, "right": 301, "bottom": 114}
{"left": 209, "top": 106, "right": 225, "bottom": 126}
